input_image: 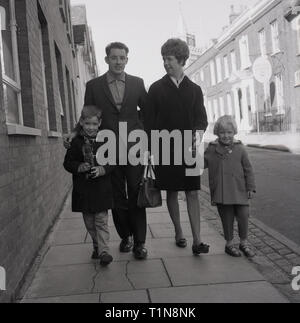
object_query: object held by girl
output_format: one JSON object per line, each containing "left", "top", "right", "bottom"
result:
{"left": 64, "top": 105, "right": 115, "bottom": 266}
{"left": 204, "top": 115, "right": 256, "bottom": 258}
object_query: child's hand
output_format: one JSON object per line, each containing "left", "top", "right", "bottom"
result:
{"left": 63, "top": 132, "right": 76, "bottom": 149}
{"left": 78, "top": 163, "right": 91, "bottom": 173}
{"left": 90, "top": 166, "right": 106, "bottom": 179}
{"left": 248, "top": 191, "right": 255, "bottom": 199}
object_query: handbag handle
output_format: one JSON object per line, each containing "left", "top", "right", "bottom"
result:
{"left": 143, "top": 159, "right": 156, "bottom": 180}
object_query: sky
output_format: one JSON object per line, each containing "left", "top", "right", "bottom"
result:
{"left": 71, "top": 0, "right": 258, "bottom": 86}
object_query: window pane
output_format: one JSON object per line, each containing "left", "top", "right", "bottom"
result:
{"left": 0, "top": 0, "right": 15, "bottom": 80}
{"left": 3, "top": 83, "right": 19, "bottom": 124}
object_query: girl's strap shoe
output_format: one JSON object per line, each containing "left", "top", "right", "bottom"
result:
{"left": 239, "top": 244, "right": 256, "bottom": 258}
{"left": 225, "top": 245, "right": 242, "bottom": 257}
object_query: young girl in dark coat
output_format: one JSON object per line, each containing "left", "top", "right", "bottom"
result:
{"left": 64, "top": 105, "right": 115, "bottom": 266}
{"left": 204, "top": 115, "right": 256, "bottom": 258}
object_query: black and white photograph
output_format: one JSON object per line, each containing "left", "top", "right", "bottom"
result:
{"left": 0, "top": 0, "right": 300, "bottom": 306}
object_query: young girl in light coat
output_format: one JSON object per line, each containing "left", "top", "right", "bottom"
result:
{"left": 205, "top": 115, "right": 256, "bottom": 257}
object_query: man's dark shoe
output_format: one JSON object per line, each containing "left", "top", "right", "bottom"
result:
{"left": 91, "top": 248, "right": 99, "bottom": 260}
{"left": 119, "top": 237, "right": 133, "bottom": 253}
{"left": 192, "top": 243, "right": 210, "bottom": 255}
{"left": 99, "top": 252, "right": 113, "bottom": 266}
{"left": 120, "top": 237, "right": 133, "bottom": 253}
{"left": 133, "top": 244, "right": 148, "bottom": 260}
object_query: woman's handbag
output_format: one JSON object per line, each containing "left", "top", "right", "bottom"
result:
{"left": 137, "top": 162, "right": 162, "bottom": 208}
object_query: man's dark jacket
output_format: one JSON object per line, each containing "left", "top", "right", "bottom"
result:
{"left": 84, "top": 73, "right": 148, "bottom": 151}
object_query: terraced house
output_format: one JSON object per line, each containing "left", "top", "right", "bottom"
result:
{"left": 185, "top": 0, "right": 300, "bottom": 152}
{"left": 0, "top": 0, "right": 97, "bottom": 302}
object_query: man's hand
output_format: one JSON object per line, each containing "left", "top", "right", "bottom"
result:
{"left": 90, "top": 166, "right": 106, "bottom": 179}
{"left": 193, "top": 131, "right": 204, "bottom": 147}
{"left": 63, "top": 133, "right": 76, "bottom": 149}
{"left": 78, "top": 163, "right": 91, "bottom": 173}
{"left": 248, "top": 191, "right": 255, "bottom": 200}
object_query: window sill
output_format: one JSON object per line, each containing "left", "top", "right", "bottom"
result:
{"left": 48, "top": 131, "right": 62, "bottom": 138}
{"left": 264, "top": 113, "right": 273, "bottom": 117}
{"left": 6, "top": 123, "right": 42, "bottom": 137}
{"left": 270, "top": 51, "right": 282, "bottom": 56}
{"left": 241, "top": 65, "right": 252, "bottom": 71}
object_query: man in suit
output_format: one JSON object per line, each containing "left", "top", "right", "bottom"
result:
{"left": 65, "top": 42, "right": 148, "bottom": 260}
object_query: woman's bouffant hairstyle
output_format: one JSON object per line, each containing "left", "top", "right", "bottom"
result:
{"left": 80, "top": 105, "right": 102, "bottom": 121}
{"left": 213, "top": 115, "right": 238, "bottom": 136}
{"left": 106, "top": 42, "right": 129, "bottom": 56}
{"left": 161, "top": 38, "right": 190, "bottom": 66}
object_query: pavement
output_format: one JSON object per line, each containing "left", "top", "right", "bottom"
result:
{"left": 17, "top": 191, "right": 293, "bottom": 304}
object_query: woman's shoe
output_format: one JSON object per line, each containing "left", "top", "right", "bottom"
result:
{"left": 239, "top": 244, "right": 256, "bottom": 258}
{"left": 225, "top": 245, "right": 242, "bottom": 257}
{"left": 176, "top": 238, "right": 187, "bottom": 248}
{"left": 192, "top": 243, "right": 210, "bottom": 255}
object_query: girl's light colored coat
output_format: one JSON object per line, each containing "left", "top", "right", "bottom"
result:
{"left": 204, "top": 141, "right": 256, "bottom": 206}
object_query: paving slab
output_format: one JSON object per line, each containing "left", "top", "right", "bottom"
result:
{"left": 41, "top": 244, "right": 93, "bottom": 267}
{"left": 92, "top": 262, "right": 133, "bottom": 293}
{"left": 100, "top": 290, "right": 149, "bottom": 303}
{"left": 149, "top": 281, "right": 289, "bottom": 303}
{"left": 60, "top": 211, "right": 82, "bottom": 219}
{"left": 126, "top": 259, "right": 171, "bottom": 289}
{"left": 22, "top": 293, "right": 100, "bottom": 303}
{"left": 23, "top": 264, "right": 96, "bottom": 299}
{"left": 51, "top": 229, "right": 87, "bottom": 246}
{"left": 56, "top": 218, "right": 86, "bottom": 231}
{"left": 164, "top": 255, "right": 265, "bottom": 286}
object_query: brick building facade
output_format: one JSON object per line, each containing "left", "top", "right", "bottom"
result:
{"left": 0, "top": 0, "right": 96, "bottom": 302}
{"left": 71, "top": 5, "right": 98, "bottom": 119}
{"left": 185, "top": 0, "right": 300, "bottom": 138}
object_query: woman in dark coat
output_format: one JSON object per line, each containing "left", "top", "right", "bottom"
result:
{"left": 146, "top": 39, "right": 210, "bottom": 255}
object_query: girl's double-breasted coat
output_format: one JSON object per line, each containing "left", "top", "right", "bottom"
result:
{"left": 204, "top": 141, "right": 256, "bottom": 206}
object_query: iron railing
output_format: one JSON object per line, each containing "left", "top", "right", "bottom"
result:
{"left": 250, "top": 106, "right": 292, "bottom": 133}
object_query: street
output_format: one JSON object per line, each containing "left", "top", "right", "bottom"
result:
{"left": 202, "top": 147, "right": 300, "bottom": 246}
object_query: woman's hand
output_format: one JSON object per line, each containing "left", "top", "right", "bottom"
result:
{"left": 248, "top": 191, "right": 255, "bottom": 200}
{"left": 90, "top": 166, "right": 106, "bottom": 179}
